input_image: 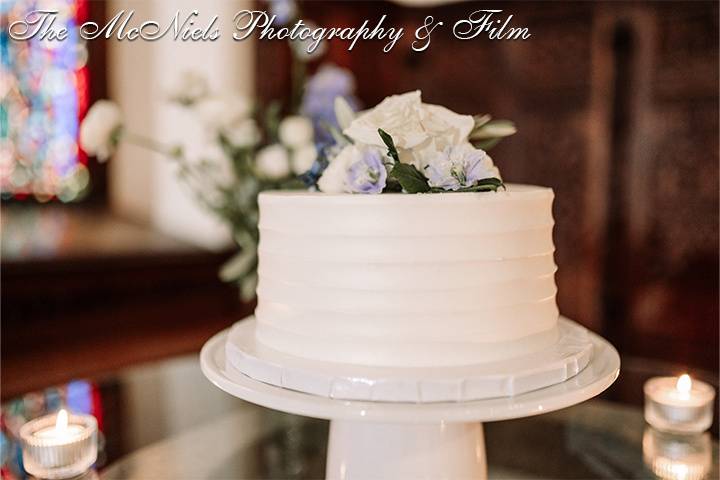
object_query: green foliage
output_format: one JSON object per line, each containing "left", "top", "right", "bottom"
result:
{"left": 429, "top": 177, "right": 505, "bottom": 193}
{"left": 469, "top": 117, "right": 517, "bottom": 150}
{"left": 378, "top": 128, "right": 400, "bottom": 163}
{"left": 389, "top": 163, "right": 431, "bottom": 193}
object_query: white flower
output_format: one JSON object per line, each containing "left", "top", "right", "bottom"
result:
{"left": 289, "top": 21, "right": 327, "bottom": 62}
{"left": 166, "top": 71, "right": 209, "bottom": 105}
{"left": 224, "top": 118, "right": 260, "bottom": 148}
{"left": 278, "top": 115, "right": 314, "bottom": 148}
{"left": 317, "top": 144, "right": 388, "bottom": 194}
{"left": 291, "top": 144, "right": 317, "bottom": 174}
{"left": 79, "top": 100, "right": 123, "bottom": 161}
{"left": 424, "top": 143, "right": 499, "bottom": 191}
{"left": 255, "top": 144, "right": 290, "bottom": 179}
{"left": 317, "top": 148, "right": 350, "bottom": 194}
{"left": 194, "top": 93, "right": 252, "bottom": 131}
{"left": 343, "top": 90, "right": 474, "bottom": 169}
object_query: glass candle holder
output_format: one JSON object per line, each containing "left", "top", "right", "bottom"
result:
{"left": 19, "top": 410, "right": 98, "bottom": 479}
{"left": 642, "top": 427, "right": 712, "bottom": 480}
{"left": 644, "top": 375, "right": 715, "bottom": 434}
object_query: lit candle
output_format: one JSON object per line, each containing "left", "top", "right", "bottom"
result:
{"left": 644, "top": 374, "right": 716, "bottom": 434}
{"left": 19, "top": 409, "right": 98, "bottom": 479}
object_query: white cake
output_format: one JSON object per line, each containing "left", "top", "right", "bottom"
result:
{"left": 253, "top": 184, "right": 559, "bottom": 368}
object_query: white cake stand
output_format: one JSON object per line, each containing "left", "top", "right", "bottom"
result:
{"left": 201, "top": 322, "right": 620, "bottom": 480}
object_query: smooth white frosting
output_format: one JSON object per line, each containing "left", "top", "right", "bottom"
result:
{"left": 253, "top": 184, "right": 560, "bottom": 367}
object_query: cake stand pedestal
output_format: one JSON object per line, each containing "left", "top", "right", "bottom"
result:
{"left": 200, "top": 326, "right": 619, "bottom": 479}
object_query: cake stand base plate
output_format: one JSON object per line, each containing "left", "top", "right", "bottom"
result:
{"left": 201, "top": 322, "right": 619, "bottom": 479}
{"left": 225, "top": 317, "right": 595, "bottom": 402}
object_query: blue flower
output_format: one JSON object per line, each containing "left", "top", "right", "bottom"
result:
{"left": 347, "top": 148, "right": 388, "bottom": 194}
{"left": 300, "top": 64, "right": 360, "bottom": 143}
{"left": 424, "top": 143, "right": 499, "bottom": 191}
{"left": 299, "top": 143, "right": 333, "bottom": 188}
{"left": 317, "top": 144, "right": 388, "bottom": 194}
{"left": 265, "top": 0, "right": 297, "bottom": 26}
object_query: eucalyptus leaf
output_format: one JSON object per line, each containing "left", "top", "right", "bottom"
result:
{"left": 389, "top": 163, "right": 430, "bottom": 193}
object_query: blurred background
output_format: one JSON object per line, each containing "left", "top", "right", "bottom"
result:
{"left": 1, "top": 0, "right": 718, "bottom": 473}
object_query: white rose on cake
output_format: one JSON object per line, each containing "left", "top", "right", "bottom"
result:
{"left": 79, "top": 100, "right": 123, "bottom": 161}
{"left": 343, "top": 90, "right": 474, "bottom": 169}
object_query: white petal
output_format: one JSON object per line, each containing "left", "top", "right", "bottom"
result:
{"left": 334, "top": 96, "right": 356, "bottom": 130}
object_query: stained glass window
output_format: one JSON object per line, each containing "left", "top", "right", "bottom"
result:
{"left": 1, "top": 0, "right": 91, "bottom": 202}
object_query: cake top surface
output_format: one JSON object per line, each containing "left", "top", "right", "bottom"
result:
{"left": 260, "top": 184, "right": 553, "bottom": 205}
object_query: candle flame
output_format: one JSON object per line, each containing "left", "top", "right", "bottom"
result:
{"left": 676, "top": 374, "right": 692, "bottom": 394}
{"left": 55, "top": 409, "right": 68, "bottom": 432}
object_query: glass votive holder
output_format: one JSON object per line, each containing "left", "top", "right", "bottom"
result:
{"left": 19, "top": 410, "right": 98, "bottom": 479}
{"left": 644, "top": 376, "right": 715, "bottom": 434}
{"left": 642, "top": 427, "right": 712, "bottom": 480}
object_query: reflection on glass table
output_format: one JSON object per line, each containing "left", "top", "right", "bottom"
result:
{"left": 2, "top": 355, "right": 717, "bottom": 480}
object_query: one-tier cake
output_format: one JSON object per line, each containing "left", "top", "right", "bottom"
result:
{"left": 254, "top": 185, "right": 558, "bottom": 367}
{"left": 220, "top": 90, "right": 593, "bottom": 402}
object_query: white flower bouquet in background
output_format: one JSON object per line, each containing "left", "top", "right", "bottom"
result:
{"left": 80, "top": 64, "right": 349, "bottom": 299}
{"left": 79, "top": 0, "right": 363, "bottom": 299}
{"left": 79, "top": 1, "right": 516, "bottom": 300}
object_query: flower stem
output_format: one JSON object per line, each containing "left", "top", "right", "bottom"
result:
{"left": 290, "top": 54, "right": 306, "bottom": 113}
{"left": 121, "top": 131, "right": 220, "bottom": 210}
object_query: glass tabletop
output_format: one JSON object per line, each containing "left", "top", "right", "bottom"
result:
{"left": 2, "top": 355, "right": 717, "bottom": 480}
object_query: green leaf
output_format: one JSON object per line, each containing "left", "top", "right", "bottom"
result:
{"left": 472, "top": 137, "right": 502, "bottom": 151}
{"left": 219, "top": 249, "right": 256, "bottom": 282}
{"left": 382, "top": 178, "right": 403, "bottom": 193}
{"left": 429, "top": 177, "right": 505, "bottom": 193}
{"left": 377, "top": 128, "right": 399, "bottom": 163}
{"left": 239, "top": 272, "right": 258, "bottom": 302}
{"left": 472, "top": 114, "right": 492, "bottom": 129}
{"left": 470, "top": 120, "right": 517, "bottom": 140}
{"left": 264, "top": 101, "right": 282, "bottom": 142}
{"left": 469, "top": 118, "right": 517, "bottom": 150}
{"left": 389, "top": 163, "right": 430, "bottom": 193}
{"left": 320, "top": 120, "right": 352, "bottom": 146}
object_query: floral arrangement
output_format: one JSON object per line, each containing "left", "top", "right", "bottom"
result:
{"left": 312, "top": 90, "right": 514, "bottom": 194}
{"left": 78, "top": 2, "right": 515, "bottom": 300}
